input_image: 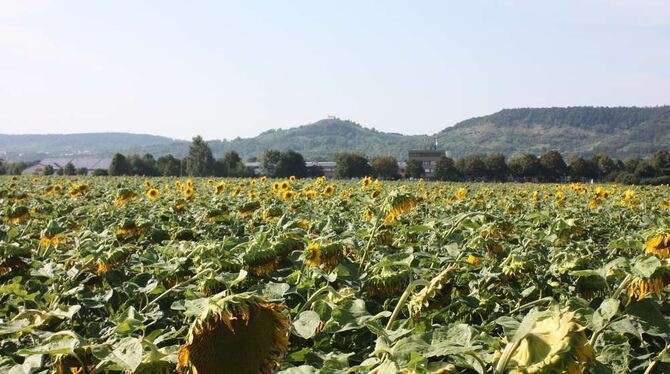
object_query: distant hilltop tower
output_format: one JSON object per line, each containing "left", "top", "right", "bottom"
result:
{"left": 408, "top": 137, "right": 448, "bottom": 178}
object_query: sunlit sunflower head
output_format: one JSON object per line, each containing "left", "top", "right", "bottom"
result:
{"left": 7, "top": 205, "right": 30, "bottom": 224}
{"left": 455, "top": 187, "right": 468, "bottom": 200}
{"left": 370, "top": 190, "right": 381, "bottom": 199}
{"left": 361, "top": 176, "right": 372, "bottom": 189}
{"left": 304, "top": 242, "right": 321, "bottom": 267}
{"left": 280, "top": 181, "right": 290, "bottom": 191}
{"left": 260, "top": 176, "right": 267, "bottom": 183}
{"left": 176, "top": 293, "right": 289, "bottom": 374}
{"left": 364, "top": 210, "right": 374, "bottom": 221}
{"left": 207, "top": 179, "right": 214, "bottom": 185}
{"left": 186, "top": 178, "right": 194, "bottom": 188}
{"left": 645, "top": 232, "right": 670, "bottom": 259}
{"left": 282, "top": 190, "right": 296, "bottom": 200}
{"left": 183, "top": 186, "right": 195, "bottom": 198}
{"left": 175, "top": 199, "right": 187, "bottom": 210}
{"left": 248, "top": 190, "right": 259, "bottom": 199}
{"left": 304, "top": 243, "right": 342, "bottom": 270}
{"left": 115, "top": 188, "right": 138, "bottom": 207}
{"left": 215, "top": 181, "right": 226, "bottom": 194}
{"left": 272, "top": 182, "right": 281, "bottom": 192}
{"left": 383, "top": 191, "right": 421, "bottom": 225}
{"left": 289, "top": 176, "right": 296, "bottom": 182}
{"left": 144, "top": 179, "right": 152, "bottom": 188}
{"left": 146, "top": 188, "right": 160, "bottom": 200}
{"left": 323, "top": 185, "right": 336, "bottom": 197}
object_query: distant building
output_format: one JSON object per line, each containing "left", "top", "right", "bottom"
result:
{"left": 23, "top": 157, "right": 112, "bottom": 175}
{"left": 408, "top": 140, "right": 447, "bottom": 178}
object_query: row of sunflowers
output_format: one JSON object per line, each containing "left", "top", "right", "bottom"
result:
{"left": 1, "top": 175, "right": 670, "bottom": 373}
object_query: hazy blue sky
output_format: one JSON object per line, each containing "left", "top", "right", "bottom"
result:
{"left": 0, "top": 1, "right": 668, "bottom": 140}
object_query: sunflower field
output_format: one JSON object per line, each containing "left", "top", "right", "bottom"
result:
{"left": 1, "top": 175, "right": 670, "bottom": 373}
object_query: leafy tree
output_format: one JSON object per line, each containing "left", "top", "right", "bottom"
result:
{"left": 212, "top": 159, "right": 228, "bottom": 177}
{"left": 307, "top": 165, "right": 325, "bottom": 177}
{"left": 334, "top": 153, "right": 372, "bottom": 179}
{"left": 623, "top": 156, "right": 641, "bottom": 173}
{"left": 63, "top": 162, "right": 76, "bottom": 176}
{"left": 371, "top": 156, "right": 399, "bottom": 179}
{"left": 539, "top": 151, "right": 568, "bottom": 182}
{"left": 568, "top": 156, "right": 597, "bottom": 181}
{"left": 43, "top": 164, "right": 55, "bottom": 176}
{"left": 276, "top": 150, "right": 307, "bottom": 178}
{"left": 186, "top": 136, "right": 215, "bottom": 177}
{"left": 456, "top": 154, "right": 486, "bottom": 181}
{"left": 260, "top": 150, "right": 282, "bottom": 177}
{"left": 433, "top": 156, "right": 459, "bottom": 181}
{"left": 508, "top": 154, "right": 542, "bottom": 181}
{"left": 156, "top": 154, "right": 182, "bottom": 176}
{"left": 92, "top": 169, "right": 108, "bottom": 176}
{"left": 484, "top": 153, "right": 508, "bottom": 182}
{"left": 405, "top": 160, "right": 425, "bottom": 179}
{"left": 0, "top": 159, "right": 5, "bottom": 175}
{"left": 76, "top": 167, "right": 88, "bottom": 176}
{"left": 591, "top": 153, "right": 617, "bottom": 178}
{"left": 651, "top": 150, "right": 670, "bottom": 176}
{"left": 109, "top": 153, "right": 131, "bottom": 176}
{"left": 635, "top": 160, "right": 656, "bottom": 179}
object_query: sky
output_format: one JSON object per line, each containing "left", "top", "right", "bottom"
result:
{"left": 0, "top": 0, "right": 668, "bottom": 140}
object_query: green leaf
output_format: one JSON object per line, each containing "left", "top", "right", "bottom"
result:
{"left": 625, "top": 299, "right": 670, "bottom": 334}
{"left": 592, "top": 298, "right": 620, "bottom": 330}
{"left": 108, "top": 337, "right": 143, "bottom": 372}
{"left": 293, "top": 311, "right": 321, "bottom": 339}
{"left": 632, "top": 255, "right": 662, "bottom": 279}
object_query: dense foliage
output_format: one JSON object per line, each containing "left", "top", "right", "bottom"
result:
{"left": 1, "top": 175, "right": 670, "bottom": 373}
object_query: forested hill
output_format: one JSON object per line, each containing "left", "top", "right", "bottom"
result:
{"left": 1, "top": 106, "right": 668, "bottom": 161}
{"left": 0, "top": 133, "right": 180, "bottom": 161}
{"left": 435, "top": 106, "right": 670, "bottom": 158}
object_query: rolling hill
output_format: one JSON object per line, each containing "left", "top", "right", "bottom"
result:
{"left": 1, "top": 106, "right": 668, "bottom": 161}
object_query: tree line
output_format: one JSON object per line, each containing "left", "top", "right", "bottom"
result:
{"left": 3, "top": 134, "right": 669, "bottom": 184}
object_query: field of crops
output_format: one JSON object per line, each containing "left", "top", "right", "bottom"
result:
{"left": 1, "top": 175, "right": 670, "bottom": 373}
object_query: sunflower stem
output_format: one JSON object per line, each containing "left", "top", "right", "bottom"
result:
{"left": 494, "top": 336, "right": 525, "bottom": 374}
{"left": 298, "top": 285, "right": 341, "bottom": 314}
{"left": 359, "top": 219, "right": 382, "bottom": 272}
{"left": 509, "top": 296, "right": 555, "bottom": 315}
{"left": 385, "top": 279, "right": 430, "bottom": 330}
{"left": 141, "top": 268, "right": 211, "bottom": 312}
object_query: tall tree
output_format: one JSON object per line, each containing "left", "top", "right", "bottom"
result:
{"left": 371, "top": 156, "right": 399, "bottom": 179}
{"left": 433, "top": 156, "right": 459, "bottom": 181}
{"left": 275, "top": 150, "right": 307, "bottom": 178}
{"left": 43, "top": 164, "right": 55, "bottom": 176}
{"left": 186, "top": 136, "right": 215, "bottom": 177}
{"left": 62, "top": 162, "right": 76, "bottom": 176}
{"left": 568, "top": 156, "right": 597, "bottom": 181}
{"left": 651, "top": 150, "right": 670, "bottom": 176}
{"left": 456, "top": 154, "right": 486, "bottom": 181}
{"left": 539, "top": 151, "right": 568, "bottom": 182}
{"left": 404, "top": 159, "right": 425, "bottom": 179}
{"left": 334, "top": 153, "right": 372, "bottom": 179}
{"left": 109, "top": 153, "right": 131, "bottom": 176}
{"left": 156, "top": 154, "right": 182, "bottom": 176}
{"left": 508, "top": 154, "right": 542, "bottom": 181}
{"left": 484, "top": 153, "right": 508, "bottom": 182}
{"left": 260, "top": 150, "right": 282, "bottom": 177}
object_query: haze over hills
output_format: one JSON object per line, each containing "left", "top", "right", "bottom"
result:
{"left": 1, "top": 106, "right": 668, "bottom": 161}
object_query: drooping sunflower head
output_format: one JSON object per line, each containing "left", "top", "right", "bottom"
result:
{"left": 304, "top": 242, "right": 343, "bottom": 271}
{"left": 7, "top": 205, "right": 30, "bottom": 224}
{"left": 364, "top": 268, "right": 411, "bottom": 300}
{"left": 177, "top": 292, "right": 289, "bottom": 374}
{"left": 408, "top": 265, "right": 454, "bottom": 317}
{"left": 505, "top": 308, "right": 595, "bottom": 374}
{"left": 646, "top": 232, "right": 670, "bottom": 259}
{"left": 383, "top": 191, "right": 421, "bottom": 225}
{"left": 273, "top": 237, "right": 304, "bottom": 258}
{"left": 243, "top": 249, "right": 279, "bottom": 276}
{"left": 115, "top": 188, "right": 138, "bottom": 207}
{"left": 215, "top": 181, "right": 226, "bottom": 194}
{"left": 239, "top": 201, "right": 261, "bottom": 216}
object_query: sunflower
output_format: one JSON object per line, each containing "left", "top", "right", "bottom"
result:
{"left": 260, "top": 176, "right": 267, "bottom": 183}
{"left": 408, "top": 265, "right": 455, "bottom": 317}
{"left": 501, "top": 308, "right": 595, "bottom": 374}
{"left": 466, "top": 254, "right": 481, "bottom": 265}
{"left": 289, "top": 176, "right": 296, "bottom": 182}
{"left": 243, "top": 249, "right": 279, "bottom": 276}
{"left": 304, "top": 243, "right": 342, "bottom": 271}
{"left": 295, "top": 219, "right": 310, "bottom": 230}
{"left": 215, "top": 181, "right": 226, "bottom": 194}
{"left": 96, "top": 246, "right": 135, "bottom": 275}
{"left": 365, "top": 270, "right": 411, "bottom": 300}
{"left": 645, "top": 232, "right": 670, "bottom": 259}
{"left": 116, "top": 218, "right": 143, "bottom": 236}
{"left": 7, "top": 205, "right": 30, "bottom": 224}
{"left": 364, "top": 210, "right": 374, "bottom": 221}
{"left": 323, "top": 185, "right": 336, "bottom": 197}
{"left": 455, "top": 187, "right": 468, "bottom": 200}
{"left": 115, "top": 189, "right": 138, "bottom": 207}
{"left": 175, "top": 199, "right": 187, "bottom": 210}
{"left": 146, "top": 188, "right": 160, "bottom": 200}
{"left": 183, "top": 186, "right": 195, "bottom": 198}
{"left": 262, "top": 207, "right": 283, "bottom": 221}
{"left": 383, "top": 192, "right": 421, "bottom": 225}
{"left": 280, "top": 181, "right": 290, "bottom": 191}
{"left": 282, "top": 190, "right": 296, "bottom": 200}
{"left": 272, "top": 182, "right": 281, "bottom": 192}
{"left": 176, "top": 293, "right": 288, "bottom": 374}
{"left": 144, "top": 179, "right": 152, "bottom": 188}
{"left": 370, "top": 190, "right": 381, "bottom": 199}
{"left": 361, "top": 176, "right": 372, "bottom": 189}
{"left": 239, "top": 201, "right": 261, "bottom": 216}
